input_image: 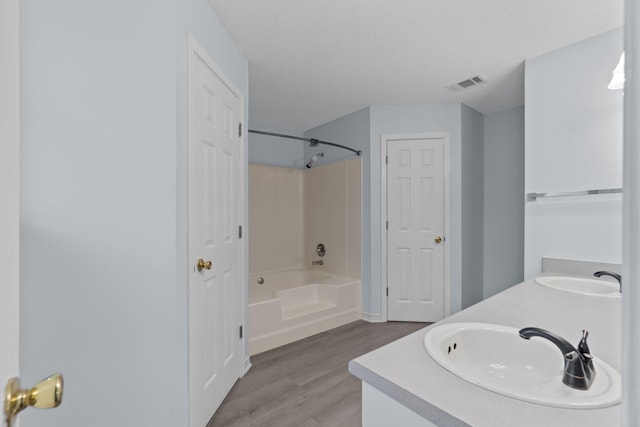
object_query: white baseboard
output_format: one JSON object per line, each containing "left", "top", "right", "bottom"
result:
{"left": 241, "top": 356, "right": 252, "bottom": 377}
{"left": 361, "top": 312, "right": 385, "bottom": 323}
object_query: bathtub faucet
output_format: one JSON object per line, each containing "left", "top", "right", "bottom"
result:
{"left": 312, "top": 260, "right": 324, "bottom": 266}
{"left": 519, "top": 327, "right": 595, "bottom": 390}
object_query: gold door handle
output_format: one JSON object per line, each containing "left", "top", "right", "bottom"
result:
{"left": 197, "top": 258, "right": 212, "bottom": 271}
{"left": 4, "top": 374, "right": 63, "bottom": 427}
{"left": 434, "top": 236, "right": 444, "bottom": 244}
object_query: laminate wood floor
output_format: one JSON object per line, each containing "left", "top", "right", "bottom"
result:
{"left": 207, "top": 320, "right": 429, "bottom": 427}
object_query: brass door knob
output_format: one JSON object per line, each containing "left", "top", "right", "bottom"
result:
{"left": 197, "top": 258, "right": 212, "bottom": 271}
{"left": 434, "top": 236, "right": 443, "bottom": 244}
{"left": 4, "top": 374, "right": 63, "bottom": 427}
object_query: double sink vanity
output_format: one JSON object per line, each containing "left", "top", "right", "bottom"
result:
{"left": 349, "top": 261, "right": 622, "bottom": 426}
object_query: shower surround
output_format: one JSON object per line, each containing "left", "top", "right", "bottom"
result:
{"left": 248, "top": 159, "right": 362, "bottom": 354}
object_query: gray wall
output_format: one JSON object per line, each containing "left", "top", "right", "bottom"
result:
{"left": 369, "top": 103, "right": 463, "bottom": 317}
{"left": 20, "top": 2, "right": 248, "bottom": 426}
{"left": 483, "top": 106, "right": 525, "bottom": 299}
{"left": 250, "top": 101, "right": 527, "bottom": 318}
{"left": 248, "top": 123, "right": 305, "bottom": 168}
{"left": 622, "top": 0, "right": 640, "bottom": 419}
{"left": 525, "top": 28, "right": 623, "bottom": 277}
{"left": 306, "top": 103, "right": 490, "bottom": 317}
{"left": 461, "top": 105, "right": 485, "bottom": 308}
{"left": 304, "top": 107, "right": 370, "bottom": 167}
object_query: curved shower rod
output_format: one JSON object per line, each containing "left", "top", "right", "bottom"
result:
{"left": 248, "top": 129, "right": 363, "bottom": 156}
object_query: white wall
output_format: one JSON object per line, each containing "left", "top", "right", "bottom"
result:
{"left": 525, "top": 28, "right": 624, "bottom": 278}
{"left": 20, "top": 2, "right": 248, "bottom": 426}
{"left": 483, "top": 106, "right": 525, "bottom": 298}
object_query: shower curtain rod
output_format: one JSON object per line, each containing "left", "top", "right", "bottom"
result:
{"left": 248, "top": 129, "right": 363, "bottom": 156}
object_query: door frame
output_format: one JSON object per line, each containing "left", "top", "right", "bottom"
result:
{"left": 186, "top": 33, "right": 247, "bottom": 424}
{"left": 380, "top": 132, "right": 451, "bottom": 322}
{"left": 0, "top": 0, "right": 20, "bottom": 388}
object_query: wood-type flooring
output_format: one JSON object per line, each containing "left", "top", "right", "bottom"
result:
{"left": 207, "top": 320, "right": 429, "bottom": 427}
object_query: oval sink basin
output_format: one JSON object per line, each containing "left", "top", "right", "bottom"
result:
{"left": 424, "top": 322, "right": 621, "bottom": 408}
{"left": 536, "top": 276, "right": 621, "bottom": 298}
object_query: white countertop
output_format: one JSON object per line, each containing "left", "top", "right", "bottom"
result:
{"left": 349, "top": 274, "right": 622, "bottom": 426}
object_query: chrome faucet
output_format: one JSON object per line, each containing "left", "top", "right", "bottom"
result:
{"left": 594, "top": 271, "right": 622, "bottom": 292}
{"left": 519, "top": 327, "right": 595, "bottom": 390}
{"left": 311, "top": 260, "right": 324, "bottom": 266}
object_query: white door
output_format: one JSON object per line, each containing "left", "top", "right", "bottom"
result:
{"left": 2, "top": 6, "right": 63, "bottom": 425}
{"left": 188, "top": 36, "right": 244, "bottom": 427}
{"left": 386, "top": 137, "right": 446, "bottom": 322}
{"left": 0, "top": 131, "right": 20, "bottom": 426}
{"left": 1, "top": 0, "right": 21, "bottom": 415}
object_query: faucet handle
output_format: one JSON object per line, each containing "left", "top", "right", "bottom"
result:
{"left": 577, "top": 329, "right": 591, "bottom": 357}
{"left": 576, "top": 330, "right": 596, "bottom": 373}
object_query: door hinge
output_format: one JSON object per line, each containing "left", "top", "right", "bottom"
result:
{"left": 386, "top": 221, "right": 388, "bottom": 230}
{"left": 386, "top": 287, "right": 389, "bottom": 297}
{"left": 386, "top": 155, "right": 388, "bottom": 164}
{"left": 239, "top": 122, "right": 243, "bottom": 138}
{"left": 239, "top": 325, "right": 243, "bottom": 339}
{"left": 239, "top": 225, "right": 243, "bottom": 239}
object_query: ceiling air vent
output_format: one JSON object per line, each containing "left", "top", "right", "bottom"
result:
{"left": 446, "top": 75, "right": 487, "bottom": 92}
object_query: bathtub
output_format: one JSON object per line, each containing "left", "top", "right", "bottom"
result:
{"left": 248, "top": 268, "right": 361, "bottom": 355}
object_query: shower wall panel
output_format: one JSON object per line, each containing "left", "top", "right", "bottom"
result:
{"left": 249, "top": 159, "right": 362, "bottom": 279}
{"left": 249, "top": 164, "right": 305, "bottom": 273}
{"left": 347, "top": 158, "right": 362, "bottom": 279}
{"left": 305, "top": 158, "right": 361, "bottom": 279}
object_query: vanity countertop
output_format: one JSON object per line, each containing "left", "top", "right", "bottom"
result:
{"left": 348, "top": 274, "right": 622, "bottom": 426}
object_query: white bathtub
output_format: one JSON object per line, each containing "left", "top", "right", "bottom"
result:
{"left": 248, "top": 268, "right": 361, "bottom": 355}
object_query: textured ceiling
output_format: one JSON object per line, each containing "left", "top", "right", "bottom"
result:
{"left": 211, "top": 0, "right": 623, "bottom": 131}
